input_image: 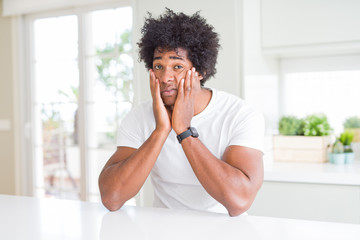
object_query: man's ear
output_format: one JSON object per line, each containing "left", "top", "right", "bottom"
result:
{"left": 198, "top": 71, "right": 205, "bottom": 81}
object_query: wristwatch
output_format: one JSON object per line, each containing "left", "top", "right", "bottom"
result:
{"left": 177, "top": 127, "right": 199, "bottom": 144}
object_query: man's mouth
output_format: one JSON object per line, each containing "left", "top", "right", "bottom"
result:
{"left": 161, "top": 88, "right": 178, "bottom": 97}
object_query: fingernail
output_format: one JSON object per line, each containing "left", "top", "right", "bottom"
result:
{"left": 192, "top": 67, "right": 195, "bottom": 72}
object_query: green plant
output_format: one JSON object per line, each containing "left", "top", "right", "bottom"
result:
{"left": 339, "top": 131, "right": 354, "bottom": 146}
{"left": 339, "top": 131, "right": 354, "bottom": 153}
{"left": 303, "top": 114, "right": 332, "bottom": 136}
{"left": 96, "top": 29, "right": 132, "bottom": 103}
{"left": 343, "top": 116, "right": 360, "bottom": 129}
{"left": 278, "top": 116, "right": 305, "bottom": 135}
{"left": 332, "top": 139, "right": 344, "bottom": 154}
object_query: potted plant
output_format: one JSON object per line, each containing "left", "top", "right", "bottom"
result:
{"left": 303, "top": 114, "right": 332, "bottom": 137}
{"left": 273, "top": 114, "right": 333, "bottom": 163}
{"left": 329, "top": 139, "right": 345, "bottom": 164}
{"left": 339, "top": 130, "right": 355, "bottom": 164}
{"left": 278, "top": 116, "right": 305, "bottom": 136}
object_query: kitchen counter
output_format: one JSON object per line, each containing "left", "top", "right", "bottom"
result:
{"left": 264, "top": 161, "right": 360, "bottom": 185}
{"left": 1, "top": 195, "right": 359, "bottom": 239}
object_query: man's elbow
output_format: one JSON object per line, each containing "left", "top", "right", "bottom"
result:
{"left": 225, "top": 192, "right": 254, "bottom": 217}
{"left": 101, "top": 192, "right": 125, "bottom": 211}
{"left": 227, "top": 200, "right": 251, "bottom": 217}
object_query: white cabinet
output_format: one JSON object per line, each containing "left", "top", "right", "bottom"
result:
{"left": 248, "top": 181, "right": 360, "bottom": 224}
{"left": 261, "top": 0, "right": 360, "bottom": 56}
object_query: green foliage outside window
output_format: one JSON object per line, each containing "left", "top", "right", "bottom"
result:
{"left": 96, "top": 29, "right": 132, "bottom": 104}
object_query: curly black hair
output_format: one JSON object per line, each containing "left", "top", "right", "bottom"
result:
{"left": 137, "top": 8, "right": 220, "bottom": 85}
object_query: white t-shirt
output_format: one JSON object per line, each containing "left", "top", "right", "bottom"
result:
{"left": 117, "top": 88, "right": 264, "bottom": 214}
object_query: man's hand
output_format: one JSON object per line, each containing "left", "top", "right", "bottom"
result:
{"left": 149, "top": 69, "right": 172, "bottom": 134}
{"left": 172, "top": 68, "right": 201, "bottom": 135}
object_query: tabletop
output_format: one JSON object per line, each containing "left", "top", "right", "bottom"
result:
{"left": 0, "top": 194, "right": 359, "bottom": 240}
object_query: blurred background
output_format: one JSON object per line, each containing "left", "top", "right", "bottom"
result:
{"left": 1, "top": 0, "right": 360, "bottom": 224}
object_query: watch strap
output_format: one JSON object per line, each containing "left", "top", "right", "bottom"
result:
{"left": 177, "top": 127, "right": 199, "bottom": 144}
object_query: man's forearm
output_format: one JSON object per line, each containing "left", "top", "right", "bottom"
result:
{"left": 99, "top": 129, "right": 168, "bottom": 211}
{"left": 180, "top": 137, "right": 262, "bottom": 216}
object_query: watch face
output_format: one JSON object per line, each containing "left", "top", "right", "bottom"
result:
{"left": 190, "top": 127, "right": 199, "bottom": 137}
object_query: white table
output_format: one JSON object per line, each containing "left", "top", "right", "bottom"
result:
{"left": 1, "top": 195, "right": 359, "bottom": 240}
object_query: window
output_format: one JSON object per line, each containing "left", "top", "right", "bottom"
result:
{"left": 280, "top": 55, "right": 360, "bottom": 135}
{"left": 244, "top": 55, "right": 360, "bottom": 163}
{"left": 282, "top": 70, "right": 360, "bottom": 134}
{"left": 28, "top": 6, "right": 133, "bottom": 203}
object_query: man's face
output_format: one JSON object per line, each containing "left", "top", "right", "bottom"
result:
{"left": 152, "top": 47, "right": 193, "bottom": 107}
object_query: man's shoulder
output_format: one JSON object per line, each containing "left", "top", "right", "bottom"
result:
{"left": 212, "top": 88, "right": 262, "bottom": 118}
{"left": 119, "top": 100, "right": 155, "bottom": 133}
{"left": 212, "top": 89, "right": 246, "bottom": 109}
{"left": 129, "top": 100, "right": 153, "bottom": 116}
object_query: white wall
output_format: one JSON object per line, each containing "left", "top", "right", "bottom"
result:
{"left": 242, "top": 0, "right": 279, "bottom": 164}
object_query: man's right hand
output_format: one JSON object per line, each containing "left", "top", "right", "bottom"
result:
{"left": 149, "top": 69, "right": 172, "bottom": 134}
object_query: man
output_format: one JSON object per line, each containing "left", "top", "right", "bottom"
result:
{"left": 99, "top": 9, "right": 264, "bottom": 217}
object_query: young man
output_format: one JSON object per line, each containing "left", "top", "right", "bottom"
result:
{"left": 99, "top": 9, "right": 264, "bottom": 216}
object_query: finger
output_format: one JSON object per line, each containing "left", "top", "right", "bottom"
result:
{"left": 149, "top": 69, "right": 156, "bottom": 97}
{"left": 191, "top": 67, "right": 195, "bottom": 90}
{"left": 155, "top": 78, "right": 162, "bottom": 101}
{"left": 194, "top": 71, "right": 199, "bottom": 90}
{"left": 149, "top": 69, "right": 155, "bottom": 81}
{"left": 177, "top": 78, "right": 185, "bottom": 100}
{"left": 192, "top": 68, "right": 201, "bottom": 93}
{"left": 185, "top": 69, "right": 192, "bottom": 95}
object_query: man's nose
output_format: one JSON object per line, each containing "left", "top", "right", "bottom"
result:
{"left": 159, "top": 68, "right": 175, "bottom": 83}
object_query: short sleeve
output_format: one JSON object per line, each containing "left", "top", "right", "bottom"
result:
{"left": 116, "top": 110, "right": 143, "bottom": 149}
{"left": 228, "top": 109, "right": 265, "bottom": 153}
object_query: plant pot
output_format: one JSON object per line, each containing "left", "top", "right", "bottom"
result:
{"left": 273, "top": 135, "right": 332, "bottom": 163}
{"left": 345, "top": 152, "right": 355, "bottom": 164}
{"left": 329, "top": 153, "right": 346, "bottom": 165}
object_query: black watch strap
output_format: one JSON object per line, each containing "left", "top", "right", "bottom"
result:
{"left": 177, "top": 127, "right": 199, "bottom": 144}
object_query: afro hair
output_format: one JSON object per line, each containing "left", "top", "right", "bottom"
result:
{"left": 137, "top": 8, "right": 220, "bottom": 85}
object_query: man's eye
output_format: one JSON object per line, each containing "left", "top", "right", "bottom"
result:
{"left": 154, "top": 65, "right": 162, "bottom": 70}
{"left": 174, "top": 65, "right": 183, "bottom": 69}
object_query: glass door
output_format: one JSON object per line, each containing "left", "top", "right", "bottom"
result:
{"left": 31, "top": 6, "right": 133, "bottom": 202}
{"left": 33, "top": 15, "right": 80, "bottom": 199}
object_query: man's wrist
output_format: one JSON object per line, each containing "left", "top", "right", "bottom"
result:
{"left": 174, "top": 128, "right": 188, "bottom": 136}
{"left": 176, "top": 127, "right": 199, "bottom": 144}
{"left": 153, "top": 127, "right": 171, "bottom": 139}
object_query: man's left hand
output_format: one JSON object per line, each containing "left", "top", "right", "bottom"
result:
{"left": 172, "top": 67, "right": 201, "bottom": 135}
